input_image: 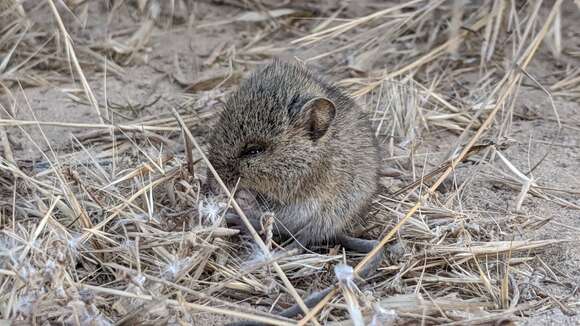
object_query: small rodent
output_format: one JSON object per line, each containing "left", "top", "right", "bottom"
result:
{"left": 207, "top": 60, "right": 381, "bottom": 246}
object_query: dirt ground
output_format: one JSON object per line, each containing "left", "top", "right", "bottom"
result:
{"left": 1, "top": 1, "right": 579, "bottom": 325}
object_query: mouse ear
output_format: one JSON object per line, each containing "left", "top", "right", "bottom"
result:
{"left": 299, "top": 97, "right": 336, "bottom": 141}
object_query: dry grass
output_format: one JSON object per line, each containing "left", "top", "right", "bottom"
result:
{"left": 1, "top": 1, "right": 578, "bottom": 325}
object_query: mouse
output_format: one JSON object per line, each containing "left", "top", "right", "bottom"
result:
{"left": 205, "top": 59, "right": 383, "bottom": 324}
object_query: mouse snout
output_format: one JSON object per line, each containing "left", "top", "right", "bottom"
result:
{"left": 208, "top": 159, "right": 240, "bottom": 191}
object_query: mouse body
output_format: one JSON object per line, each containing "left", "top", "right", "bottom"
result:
{"left": 207, "top": 60, "right": 381, "bottom": 246}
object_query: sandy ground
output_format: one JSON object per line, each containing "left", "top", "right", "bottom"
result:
{"left": 1, "top": 1, "right": 579, "bottom": 325}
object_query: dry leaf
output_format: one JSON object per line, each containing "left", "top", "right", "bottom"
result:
{"left": 184, "top": 71, "right": 242, "bottom": 92}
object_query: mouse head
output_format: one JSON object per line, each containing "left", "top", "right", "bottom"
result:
{"left": 207, "top": 62, "right": 338, "bottom": 202}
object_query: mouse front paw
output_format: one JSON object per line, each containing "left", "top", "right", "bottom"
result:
{"left": 225, "top": 210, "right": 262, "bottom": 234}
{"left": 226, "top": 210, "right": 277, "bottom": 239}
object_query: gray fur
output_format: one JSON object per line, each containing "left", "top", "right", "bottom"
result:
{"left": 207, "top": 60, "right": 380, "bottom": 246}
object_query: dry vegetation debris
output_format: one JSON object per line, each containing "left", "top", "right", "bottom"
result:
{"left": 0, "top": 0, "right": 579, "bottom": 325}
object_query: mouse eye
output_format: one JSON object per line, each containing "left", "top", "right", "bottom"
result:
{"left": 240, "top": 144, "right": 265, "bottom": 158}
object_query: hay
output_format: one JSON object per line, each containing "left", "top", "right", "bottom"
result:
{"left": 1, "top": 1, "right": 578, "bottom": 325}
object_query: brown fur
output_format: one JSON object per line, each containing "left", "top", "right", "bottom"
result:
{"left": 207, "top": 60, "right": 380, "bottom": 246}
